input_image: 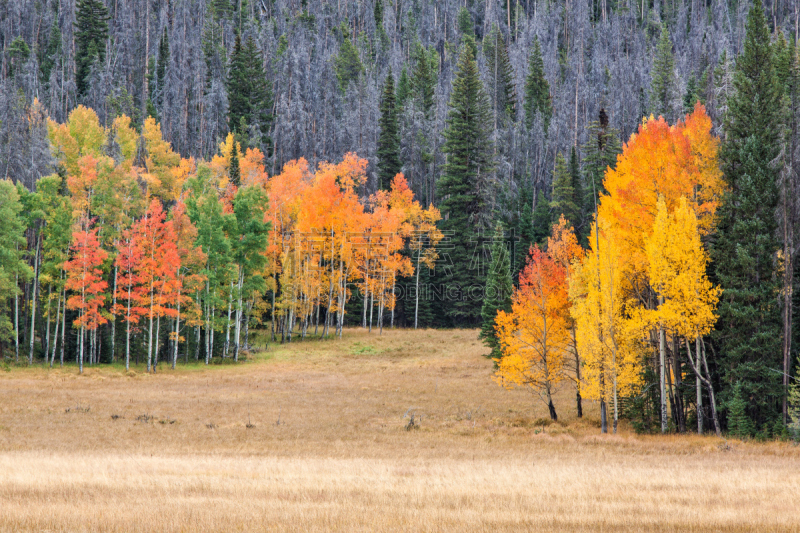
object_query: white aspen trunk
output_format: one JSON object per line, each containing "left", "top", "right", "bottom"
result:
{"left": 701, "top": 341, "right": 722, "bottom": 436}
{"left": 29, "top": 233, "right": 41, "bottom": 365}
{"left": 44, "top": 286, "right": 52, "bottom": 364}
{"left": 79, "top": 325, "right": 84, "bottom": 374}
{"left": 696, "top": 337, "right": 703, "bottom": 435}
{"left": 210, "top": 306, "right": 216, "bottom": 361}
{"left": 684, "top": 337, "right": 721, "bottom": 437}
{"left": 154, "top": 314, "right": 161, "bottom": 372}
{"left": 14, "top": 269, "right": 19, "bottom": 363}
{"left": 244, "top": 300, "right": 252, "bottom": 350}
{"left": 172, "top": 287, "right": 181, "bottom": 369}
{"left": 234, "top": 269, "right": 244, "bottom": 361}
{"left": 50, "top": 284, "right": 62, "bottom": 368}
{"left": 147, "top": 286, "right": 155, "bottom": 373}
{"left": 414, "top": 251, "right": 421, "bottom": 329}
{"left": 60, "top": 285, "right": 66, "bottom": 367}
{"left": 125, "top": 280, "right": 132, "bottom": 371}
{"left": 390, "top": 277, "right": 395, "bottom": 329}
{"left": 224, "top": 281, "right": 233, "bottom": 357}
{"left": 659, "top": 304, "right": 667, "bottom": 434}
{"left": 368, "top": 284, "right": 374, "bottom": 333}
{"left": 111, "top": 264, "right": 118, "bottom": 363}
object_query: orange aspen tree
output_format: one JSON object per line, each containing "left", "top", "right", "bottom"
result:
{"left": 64, "top": 220, "right": 108, "bottom": 373}
{"left": 547, "top": 216, "right": 584, "bottom": 417}
{"left": 495, "top": 246, "right": 570, "bottom": 421}
{"left": 113, "top": 228, "right": 145, "bottom": 371}
{"left": 132, "top": 199, "right": 181, "bottom": 372}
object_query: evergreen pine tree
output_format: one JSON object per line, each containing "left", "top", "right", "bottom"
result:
{"left": 457, "top": 7, "right": 477, "bottom": 57}
{"left": 437, "top": 43, "right": 495, "bottom": 325}
{"left": 396, "top": 66, "right": 411, "bottom": 111}
{"left": 550, "top": 153, "right": 579, "bottom": 227}
{"left": 532, "top": 189, "right": 551, "bottom": 242}
{"left": 683, "top": 75, "right": 699, "bottom": 114}
{"left": 156, "top": 27, "right": 170, "bottom": 108}
{"left": 512, "top": 186, "right": 536, "bottom": 280}
{"left": 524, "top": 37, "right": 552, "bottom": 132}
{"left": 374, "top": 0, "right": 389, "bottom": 52}
{"left": 484, "top": 24, "right": 516, "bottom": 126}
{"left": 74, "top": 0, "right": 110, "bottom": 96}
{"left": 480, "top": 223, "right": 513, "bottom": 360}
{"left": 411, "top": 42, "right": 437, "bottom": 118}
{"left": 229, "top": 142, "right": 241, "bottom": 187}
{"left": 334, "top": 24, "right": 364, "bottom": 91}
{"left": 712, "top": 0, "right": 784, "bottom": 430}
{"left": 227, "top": 34, "right": 273, "bottom": 144}
{"left": 728, "top": 381, "right": 755, "bottom": 438}
{"left": 377, "top": 70, "right": 401, "bottom": 190}
{"left": 650, "top": 24, "right": 678, "bottom": 120}
{"left": 7, "top": 37, "right": 30, "bottom": 79}
{"left": 39, "top": 19, "right": 62, "bottom": 86}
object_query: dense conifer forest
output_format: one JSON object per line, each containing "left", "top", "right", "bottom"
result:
{"left": 2, "top": 0, "right": 800, "bottom": 438}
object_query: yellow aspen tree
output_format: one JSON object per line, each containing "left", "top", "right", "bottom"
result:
{"left": 644, "top": 197, "right": 722, "bottom": 435}
{"left": 570, "top": 218, "right": 644, "bottom": 433}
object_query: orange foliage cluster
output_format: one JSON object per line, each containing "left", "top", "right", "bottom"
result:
{"left": 48, "top": 106, "right": 442, "bottom": 372}
{"left": 495, "top": 105, "right": 723, "bottom": 425}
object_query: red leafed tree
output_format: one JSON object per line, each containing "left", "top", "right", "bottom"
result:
{"left": 132, "top": 199, "right": 181, "bottom": 372}
{"left": 64, "top": 220, "right": 108, "bottom": 373}
{"left": 113, "top": 228, "right": 146, "bottom": 371}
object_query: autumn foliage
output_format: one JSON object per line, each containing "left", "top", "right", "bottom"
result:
{"left": 40, "top": 107, "right": 442, "bottom": 372}
{"left": 495, "top": 105, "right": 723, "bottom": 432}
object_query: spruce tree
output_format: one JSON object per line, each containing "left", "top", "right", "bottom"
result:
{"left": 550, "top": 153, "right": 579, "bottom": 227}
{"left": 484, "top": 24, "right": 516, "bottom": 126}
{"left": 334, "top": 24, "right": 364, "bottom": 91}
{"left": 712, "top": 1, "right": 783, "bottom": 430}
{"left": 156, "top": 27, "right": 170, "bottom": 107}
{"left": 374, "top": 0, "right": 389, "bottom": 52}
{"left": 229, "top": 142, "right": 241, "bottom": 187}
{"left": 396, "top": 66, "right": 411, "bottom": 110}
{"left": 8, "top": 37, "right": 30, "bottom": 79}
{"left": 377, "top": 70, "right": 401, "bottom": 190}
{"left": 683, "top": 75, "right": 699, "bottom": 114}
{"left": 480, "top": 223, "right": 513, "bottom": 360}
{"left": 524, "top": 37, "right": 552, "bottom": 132}
{"left": 457, "top": 7, "right": 477, "bottom": 57}
{"left": 227, "top": 34, "right": 273, "bottom": 144}
{"left": 437, "top": 43, "right": 495, "bottom": 325}
{"left": 39, "top": 20, "right": 62, "bottom": 86}
{"left": 74, "top": 0, "right": 110, "bottom": 96}
{"left": 728, "top": 381, "right": 754, "bottom": 438}
{"left": 411, "top": 43, "right": 437, "bottom": 118}
{"left": 650, "top": 24, "right": 678, "bottom": 120}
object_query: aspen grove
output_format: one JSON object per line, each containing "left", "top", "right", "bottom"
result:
{"left": 0, "top": 105, "right": 441, "bottom": 374}
{"left": 4, "top": 0, "right": 800, "bottom": 439}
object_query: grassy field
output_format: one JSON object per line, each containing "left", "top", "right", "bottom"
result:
{"left": 1, "top": 328, "right": 798, "bottom": 532}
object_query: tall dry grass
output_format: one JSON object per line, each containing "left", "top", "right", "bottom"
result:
{"left": 0, "top": 328, "right": 798, "bottom": 531}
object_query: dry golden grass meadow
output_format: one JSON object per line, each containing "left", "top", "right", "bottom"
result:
{"left": 1, "top": 328, "right": 799, "bottom": 532}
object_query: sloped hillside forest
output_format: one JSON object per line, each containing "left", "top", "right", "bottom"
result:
{"left": 2, "top": 0, "right": 800, "bottom": 438}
